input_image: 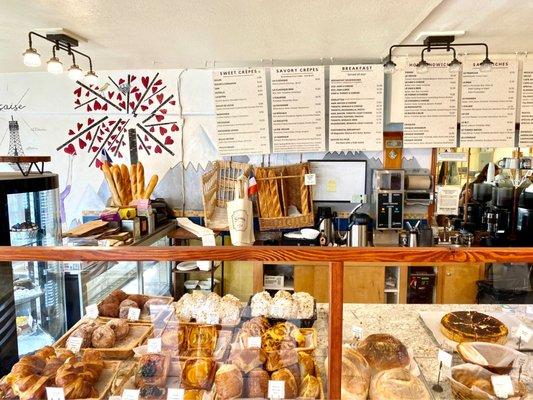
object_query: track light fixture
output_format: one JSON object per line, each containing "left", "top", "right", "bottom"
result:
{"left": 22, "top": 31, "right": 97, "bottom": 84}
{"left": 383, "top": 35, "right": 492, "bottom": 75}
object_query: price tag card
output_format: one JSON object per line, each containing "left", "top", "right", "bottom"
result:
{"left": 85, "top": 304, "right": 99, "bottom": 319}
{"left": 515, "top": 324, "right": 533, "bottom": 343}
{"left": 490, "top": 374, "right": 514, "bottom": 398}
{"left": 150, "top": 304, "right": 170, "bottom": 315}
{"left": 515, "top": 353, "right": 530, "bottom": 370}
{"left": 147, "top": 338, "right": 162, "bottom": 353}
{"left": 46, "top": 387, "right": 65, "bottom": 400}
{"left": 122, "top": 389, "right": 140, "bottom": 400}
{"left": 247, "top": 336, "right": 262, "bottom": 348}
{"left": 268, "top": 380, "right": 285, "bottom": 400}
{"left": 526, "top": 305, "right": 533, "bottom": 315}
{"left": 109, "top": 397, "right": 122, "bottom": 400}
{"left": 127, "top": 307, "right": 141, "bottom": 321}
{"left": 66, "top": 336, "right": 84, "bottom": 353}
{"left": 167, "top": 388, "right": 185, "bottom": 400}
{"left": 438, "top": 349, "right": 453, "bottom": 368}
{"left": 352, "top": 326, "right": 364, "bottom": 340}
{"left": 304, "top": 173, "right": 316, "bottom": 186}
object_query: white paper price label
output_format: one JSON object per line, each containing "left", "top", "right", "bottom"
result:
{"left": 526, "top": 305, "right": 533, "bottom": 315}
{"left": 66, "top": 336, "right": 84, "bottom": 353}
{"left": 127, "top": 307, "right": 141, "bottom": 321}
{"left": 438, "top": 349, "right": 453, "bottom": 368}
{"left": 515, "top": 324, "right": 532, "bottom": 343}
{"left": 304, "top": 173, "right": 316, "bottom": 186}
{"left": 268, "top": 380, "right": 285, "bottom": 399}
{"left": 167, "top": 388, "right": 185, "bottom": 400}
{"left": 491, "top": 374, "right": 514, "bottom": 398}
{"left": 352, "top": 326, "right": 363, "bottom": 340}
{"left": 147, "top": 338, "right": 162, "bottom": 353}
{"left": 247, "top": 336, "right": 261, "bottom": 348}
{"left": 122, "top": 389, "right": 140, "bottom": 400}
{"left": 516, "top": 353, "right": 530, "bottom": 370}
{"left": 46, "top": 387, "right": 65, "bottom": 400}
{"left": 150, "top": 304, "right": 170, "bottom": 315}
{"left": 109, "top": 397, "right": 122, "bottom": 400}
{"left": 85, "top": 304, "right": 99, "bottom": 319}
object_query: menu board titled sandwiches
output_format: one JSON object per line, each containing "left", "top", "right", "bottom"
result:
{"left": 403, "top": 56, "right": 459, "bottom": 148}
{"left": 460, "top": 56, "right": 518, "bottom": 148}
{"left": 329, "top": 65, "right": 383, "bottom": 152}
{"left": 270, "top": 66, "right": 325, "bottom": 153}
{"left": 519, "top": 59, "right": 533, "bottom": 147}
{"left": 213, "top": 68, "right": 270, "bottom": 156}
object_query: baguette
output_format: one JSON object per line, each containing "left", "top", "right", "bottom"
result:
{"left": 130, "top": 164, "right": 138, "bottom": 199}
{"left": 300, "top": 165, "right": 310, "bottom": 215}
{"left": 111, "top": 165, "right": 125, "bottom": 205}
{"left": 267, "top": 169, "right": 282, "bottom": 218}
{"left": 102, "top": 163, "right": 122, "bottom": 206}
{"left": 120, "top": 164, "right": 132, "bottom": 204}
{"left": 255, "top": 169, "right": 270, "bottom": 218}
{"left": 137, "top": 162, "right": 145, "bottom": 199}
{"left": 143, "top": 175, "right": 159, "bottom": 199}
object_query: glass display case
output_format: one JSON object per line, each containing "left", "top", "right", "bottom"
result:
{"left": 0, "top": 173, "right": 66, "bottom": 374}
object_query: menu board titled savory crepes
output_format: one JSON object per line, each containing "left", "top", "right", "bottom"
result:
{"left": 328, "top": 64, "right": 383, "bottom": 151}
{"left": 270, "top": 66, "right": 325, "bottom": 153}
{"left": 213, "top": 68, "right": 270, "bottom": 156}
{"left": 403, "top": 56, "right": 459, "bottom": 148}
{"left": 460, "top": 56, "right": 518, "bottom": 147}
{"left": 519, "top": 59, "right": 533, "bottom": 146}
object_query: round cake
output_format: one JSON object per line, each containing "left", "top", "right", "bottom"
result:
{"left": 440, "top": 311, "right": 508, "bottom": 344}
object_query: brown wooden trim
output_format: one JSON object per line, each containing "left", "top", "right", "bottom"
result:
{"left": 0, "top": 156, "right": 51, "bottom": 162}
{"left": 252, "top": 261, "right": 264, "bottom": 293}
{"left": 0, "top": 246, "right": 533, "bottom": 263}
{"left": 328, "top": 261, "right": 343, "bottom": 399}
{"left": 398, "top": 265, "right": 408, "bottom": 304}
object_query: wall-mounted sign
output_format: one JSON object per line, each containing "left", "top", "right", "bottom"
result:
{"left": 519, "top": 59, "right": 533, "bottom": 147}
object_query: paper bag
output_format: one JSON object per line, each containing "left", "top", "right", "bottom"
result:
{"left": 227, "top": 176, "right": 255, "bottom": 246}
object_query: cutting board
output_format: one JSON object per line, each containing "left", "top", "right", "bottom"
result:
{"left": 419, "top": 311, "right": 533, "bottom": 351}
{"left": 64, "top": 220, "right": 109, "bottom": 237}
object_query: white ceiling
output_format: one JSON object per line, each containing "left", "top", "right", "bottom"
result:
{"left": 0, "top": 0, "right": 532, "bottom": 73}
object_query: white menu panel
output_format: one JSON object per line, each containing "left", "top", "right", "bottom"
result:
{"left": 460, "top": 57, "right": 518, "bottom": 147}
{"left": 270, "top": 66, "right": 325, "bottom": 153}
{"left": 213, "top": 68, "right": 270, "bottom": 156}
{"left": 403, "top": 56, "right": 459, "bottom": 148}
{"left": 329, "top": 65, "right": 383, "bottom": 151}
{"left": 519, "top": 59, "right": 533, "bottom": 146}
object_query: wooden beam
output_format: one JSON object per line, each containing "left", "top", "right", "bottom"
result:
{"left": 328, "top": 261, "right": 343, "bottom": 399}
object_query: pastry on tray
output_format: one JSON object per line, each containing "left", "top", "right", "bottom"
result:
{"left": 135, "top": 353, "right": 170, "bottom": 388}
{"left": 369, "top": 368, "right": 431, "bottom": 400}
{"left": 139, "top": 385, "right": 166, "bottom": 400}
{"left": 215, "top": 364, "right": 243, "bottom": 400}
{"left": 187, "top": 325, "right": 218, "bottom": 352}
{"left": 356, "top": 334, "right": 410, "bottom": 373}
{"left": 265, "top": 349, "right": 299, "bottom": 372}
{"left": 299, "top": 374, "right": 321, "bottom": 399}
{"left": 182, "top": 358, "right": 216, "bottom": 390}
{"left": 97, "top": 290, "right": 151, "bottom": 319}
{"left": 270, "top": 367, "right": 298, "bottom": 399}
{"left": 243, "top": 367, "right": 269, "bottom": 398}
{"left": 230, "top": 348, "right": 267, "bottom": 373}
{"left": 440, "top": 311, "right": 508, "bottom": 344}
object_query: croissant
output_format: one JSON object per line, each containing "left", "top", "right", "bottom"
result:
{"left": 35, "top": 346, "right": 56, "bottom": 360}
{"left": 62, "top": 376, "right": 98, "bottom": 399}
{"left": 12, "top": 375, "right": 51, "bottom": 400}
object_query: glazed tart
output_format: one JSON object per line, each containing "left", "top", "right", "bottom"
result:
{"left": 440, "top": 311, "right": 508, "bottom": 344}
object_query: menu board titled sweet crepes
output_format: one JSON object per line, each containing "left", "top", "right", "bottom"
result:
{"left": 328, "top": 65, "right": 383, "bottom": 151}
{"left": 403, "top": 56, "right": 459, "bottom": 148}
{"left": 213, "top": 68, "right": 270, "bottom": 156}
{"left": 460, "top": 57, "right": 518, "bottom": 147}
{"left": 270, "top": 66, "right": 325, "bottom": 153}
{"left": 519, "top": 59, "right": 533, "bottom": 146}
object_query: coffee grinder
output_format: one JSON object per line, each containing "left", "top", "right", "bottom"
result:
{"left": 483, "top": 186, "right": 514, "bottom": 246}
{"left": 373, "top": 170, "right": 404, "bottom": 230}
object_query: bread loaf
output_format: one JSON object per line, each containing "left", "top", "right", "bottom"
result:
{"left": 182, "top": 358, "right": 216, "bottom": 390}
{"left": 270, "top": 368, "right": 298, "bottom": 399}
{"left": 299, "top": 374, "right": 320, "bottom": 399}
{"left": 369, "top": 368, "right": 430, "bottom": 400}
{"left": 102, "top": 163, "right": 122, "bottom": 206}
{"left": 357, "top": 334, "right": 410, "bottom": 373}
{"left": 137, "top": 162, "right": 145, "bottom": 199}
{"left": 243, "top": 368, "right": 268, "bottom": 398}
{"left": 120, "top": 164, "right": 133, "bottom": 205}
{"left": 215, "top": 364, "right": 243, "bottom": 400}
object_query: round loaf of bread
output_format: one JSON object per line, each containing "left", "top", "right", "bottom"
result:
{"left": 357, "top": 334, "right": 410, "bottom": 373}
{"left": 369, "top": 368, "right": 431, "bottom": 400}
{"left": 440, "top": 311, "right": 508, "bottom": 344}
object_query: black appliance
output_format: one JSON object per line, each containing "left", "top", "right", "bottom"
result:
{"left": 483, "top": 186, "right": 514, "bottom": 246}
{"left": 407, "top": 267, "right": 436, "bottom": 304}
{"left": 517, "top": 186, "right": 533, "bottom": 245}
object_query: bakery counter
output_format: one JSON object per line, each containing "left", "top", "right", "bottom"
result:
{"left": 314, "top": 303, "right": 532, "bottom": 399}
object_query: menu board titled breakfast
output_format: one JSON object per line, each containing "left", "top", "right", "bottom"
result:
{"left": 213, "top": 68, "right": 270, "bottom": 155}
{"left": 519, "top": 59, "right": 533, "bottom": 146}
{"left": 403, "top": 57, "right": 459, "bottom": 148}
{"left": 328, "top": 65, "right": 383, "bottom": 151}
{"left": 460, "top": 57, "right": 518, "bottom": 147}
{"left": 270, "top": 66, "right": 325, "bottom": 153}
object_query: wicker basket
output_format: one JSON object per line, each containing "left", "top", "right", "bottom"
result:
{"left": 201, "top": 160, "right": 252, "bottom": 230}
{"left": 255, "top": 162, "right": 314, "bottom": 231}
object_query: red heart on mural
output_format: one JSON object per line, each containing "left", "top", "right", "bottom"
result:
{"left": 75, "top": 99, "right": 80, "bottom": 105}
{"left": 144, "top": 135, "right": 149, "bottom": 141}
{"left": 119, "top": 101, "right": 126, "bottom": 109}
{"left": 147, "top": 146, "right": 151, "bottom": 150}
{"left": 74, "top": 87, "right": 82, "bottom": 97}
{"left": 169, "top": 100, "right": 176, "bottom": 106}
{"left": 118, "top": 151, "right": 123, "bottom": 158}
{"left": 131, "top": 86, "right": 139, "bottom": 93}
{"left": 68, "top": 129, "right": 76, "bottom": 136}
{"left": 155, "top": 79, "right": 162, "bottom": 86}
{"left": 155, "top": 145, "right": 162, "bottom": 154}
{"left": 135, "top": 92, "right": 141, "bottom": 101}
{"left": 87, "top": 105, "right": 92, "bottom": 112}
{"left": 110, "top": 135, "right": 116, "bottom": 141}
{"left": 86, "top": 91, "right": 90, "bottom": 97}
{"left": 148, "top": 99, "right": 153, "bottom": 105}
{"left": 156, "top": 94, "right": 164, "bottom": 103}
{"left": 94, "top": 101, "right": 102, "bottom": 111}
{"left": 109, "top": 120, "right": 116, "bottom": 125}
{"left": 102, "top": 104, "right": 108, "bottom": 111}
{"left": 97, "top": 136, "right": 103, "bottom": 142}
{"left": 64, "top": 143, "right": 76, "bottom": 155}
{"left": 108, "top": 91, "right": 115, "bottom": 99}
{"left": 92, "top": 146, "right": 98, "bottom": 152}
{"left": 77, "top": 123, "right": 83, "bottom": 131}
{"left": 155, "top": 114, "right": 164, "bottom": 122}
{"left": 152, "top": 86, "right": 158, "bottom": 93}
{"left": 171, "top": 124, "right": 179, "bottom": 132}
{"left": 149, "top": 126, "right": 155, "bottom": 133}
{"left": 118, "top": 78, "right": 125, "bottom": 85}
{"left": 86, "top": 132, "right": 92, "bottom": 140}
{"left": 88, "top": 118, "right": 94, "bottom": 125}
{"left": 160, "top": 126, "right": 167, "bottom": 134}
{"left": 165, "top": 136, "right": 174, "bottom": 145}
{"left": 78, "top": 139, "right": 86, "bottom": 149}
{"left": 117, "top": 93, "right": 122, "bottom": 100}
{"left": 138, "top": 145, "right": 142, "bottom": 150}
{"left": 142, "top": 76, "right": 149, "bottom": 88}
{"left": 129, "top": 101, "right": 135, "bottom": 109}
{"left": 131, "top": 76, "right": 137, "bottom": 82}
{"left": 141, "top": 105, "right": 148, "bottom": 111}
{"left": 95, "top": 159, "right": 103, "bottom": 169}
{"left": 110, "top": 146, "right": 116, "bottom": 152}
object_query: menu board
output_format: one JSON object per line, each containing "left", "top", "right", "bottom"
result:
{"left": 213, "top": 68, "right": 270, "bottom": 156}
{"left": 328, "top": 65, "right": 383, "bottom": 151}
{"left": 403, "top": 57, "right": 459, "bottom": 148}
{"left": 519, "top": 59, "right": 533, "bottom": 146}
{"left": 460, "top": 57, "right": 518, "bottom": 147}
{"left": 270, "top": 66, "right": 325, "bottom": 153}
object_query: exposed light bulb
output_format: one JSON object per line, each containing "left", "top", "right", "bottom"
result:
{"left": 448, "top": 58, "right": 462, "bottom": 73}
{"left": 46, "top": 56, "right": 63, "bottom": 74}
{"left": 68, "top": 64, "right": 84, "bottom": 81}
{"left": 84, "top": 70, "right": 99, "bottom": 85}
{"left": 22, "top": 48, "right": 41, "bottom": 67}
{"left": 479, "top": 57, "right": 494, "bottom": 72}
{"left": 383, "top": 60, "right": 396, "bottom": 74}
{"left": 416, "top": 60, "right": 429, "bottom": 74}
